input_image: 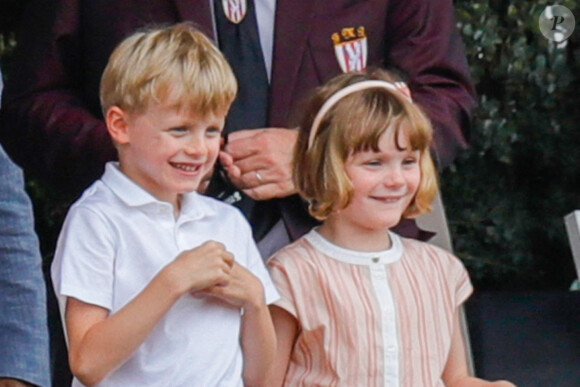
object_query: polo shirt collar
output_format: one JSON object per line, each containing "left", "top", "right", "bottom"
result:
{"left": 179, "top": 190, "right": 217, "bottom": 221}
{"left": 101, "top": 162, "right": 217, "bottom": 220}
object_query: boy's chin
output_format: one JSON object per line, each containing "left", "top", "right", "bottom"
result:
{"left": 194, "top": 167, "right": 215, "bottom": 194}
{"left": 195, "top": 178, "right": 212, "bottom": 194}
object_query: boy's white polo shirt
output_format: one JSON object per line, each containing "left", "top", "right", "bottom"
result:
{"left": 52, "top": 162, "right": 279, "bottom": 387}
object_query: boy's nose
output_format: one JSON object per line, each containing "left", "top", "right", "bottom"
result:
{"left": 184, "top": 137, "right": 207, "bottom": 156}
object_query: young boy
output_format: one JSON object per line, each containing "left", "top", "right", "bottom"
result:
{"left": 51, "top": 23, "right": 279, "bottom": 387}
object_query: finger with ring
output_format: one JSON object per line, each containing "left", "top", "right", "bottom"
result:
{"left": 255, "top": 171, "right": 264, "bottom": 183}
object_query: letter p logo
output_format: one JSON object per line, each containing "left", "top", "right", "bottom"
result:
{"left": 539, "top": 6, "right": 575, "bottom": 42}
{"left": 551, "top": 16, "right": 565, "bottom": 31}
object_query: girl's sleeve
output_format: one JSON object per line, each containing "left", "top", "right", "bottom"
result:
{"left": 450, "top": 254, "right": 474, "bottom": 307}
{"left": 267, "top": 252, "right": 300, "bottom": 319}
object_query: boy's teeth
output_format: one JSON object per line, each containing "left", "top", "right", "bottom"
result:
{"left": 174, "top": 163, "right": 198, "bottom": 172}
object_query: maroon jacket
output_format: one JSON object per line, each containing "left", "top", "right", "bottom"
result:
{"left": 0, "top": 0, "right": 476, "bottom": 240}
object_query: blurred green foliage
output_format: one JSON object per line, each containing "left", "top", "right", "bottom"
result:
{"left": 1, "top": 0, "right": 579, "bottom": 289}
{"left": 446, "top": 0, "right": 579, "bottom": 289}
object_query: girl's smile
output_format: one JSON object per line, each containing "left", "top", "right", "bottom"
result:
{"left": 320, "top": 126, "right": 420, "bottom": 251}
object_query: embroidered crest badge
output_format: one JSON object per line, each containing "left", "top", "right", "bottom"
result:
{"left": 332, "top": 26, "right": 368, "bottom": 73}
{"left": 221, "top": 0, "right": 247, "bottom": 24}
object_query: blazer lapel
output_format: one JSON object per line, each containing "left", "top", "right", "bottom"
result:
{"left": 269, "top": 0, "right": 316, "bottom": 126}
{"left": 173, "top": 0, "right": 216, "bottom": 39}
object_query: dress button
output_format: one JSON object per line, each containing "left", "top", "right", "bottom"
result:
{"left": 372, "top": 256, "right": 380, "bottom": 263}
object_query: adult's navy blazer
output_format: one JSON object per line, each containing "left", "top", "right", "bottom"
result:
{"left": 0, "top": 0, "right": 476, "bottom": 240}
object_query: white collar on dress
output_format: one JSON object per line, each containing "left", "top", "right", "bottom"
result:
{"left": 304, "top": 227, "right": 403, "bottom": 266}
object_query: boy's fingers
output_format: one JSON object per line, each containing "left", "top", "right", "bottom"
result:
{"left": 200, "top": 240, "right": 225, "bottom": 250}
{"left": 195, "top": 285, "right": 232, "bottom": 302}
{"left": 222, "top": 251, "right": 234, "bottom": 267}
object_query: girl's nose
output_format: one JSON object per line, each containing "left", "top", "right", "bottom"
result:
{"left": 384, "top": 165, "right": 405, "bottom": 187}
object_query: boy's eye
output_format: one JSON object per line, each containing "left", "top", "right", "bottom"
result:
{"left": 169, "top": 127, "right": 188, "bottom": 134}
{"left": 206, "top": 126, "right": 222, "bottom": 136}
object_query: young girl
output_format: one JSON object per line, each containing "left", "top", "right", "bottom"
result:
{"left": 266, "top": 69, "right": 515, "bottom": 386}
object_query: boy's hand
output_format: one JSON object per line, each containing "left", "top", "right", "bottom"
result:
{"left": 194, "top": 262, "right": 265, "bottom": 310}
{"left": 168, "top": 241, "right": 234, "bottom": 295}
{"left": 219, "top": 128, "right": 298, "bottom": 200}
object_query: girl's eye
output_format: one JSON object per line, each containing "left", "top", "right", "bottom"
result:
{"left": 364, "top": 159, "right": 382, "bottom": 167}
{"left": 403, "top": 156, "right": 418, "bottom": 165}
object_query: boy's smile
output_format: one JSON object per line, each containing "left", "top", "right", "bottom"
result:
{"left": 108, "top": 102, "right": 225, "bottom": 209}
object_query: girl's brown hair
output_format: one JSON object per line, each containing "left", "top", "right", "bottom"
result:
{"left": 294, "top": 68, "right": 438, "bottom": 220}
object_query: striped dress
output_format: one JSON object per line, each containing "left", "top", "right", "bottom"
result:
{"left": 267, "top": 229, "right": 472, "bottom": 387}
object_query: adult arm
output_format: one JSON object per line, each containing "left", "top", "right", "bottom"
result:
{"left": 0, "top": 145, "right": 50, "bottom": 387}
{"left": 0, "top": 0, "right": 116, "bottom": 195}
{"left": 385, "top": 0, "right": 477, "bottom": 169}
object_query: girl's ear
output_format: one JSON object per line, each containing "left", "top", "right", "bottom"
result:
{"left": 106, "top": 106, "right": 131, "bottom": 145}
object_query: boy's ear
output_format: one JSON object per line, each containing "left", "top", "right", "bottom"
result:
{"left": 106, "top": 106, "right": 131, "bottom": 145}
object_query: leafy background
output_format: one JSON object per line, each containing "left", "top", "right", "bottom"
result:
{"left": 446, "top": 0, "right": 579, "bottom": 290}
{"left": 1, "top": 0, "right": 579, "bottom": 290}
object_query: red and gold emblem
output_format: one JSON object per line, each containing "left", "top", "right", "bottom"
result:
{"left": 332, "top": 26, "right": 368, "bottom": 73}
{"left": 221, "top": 0, "right": 247, "bottom": 24}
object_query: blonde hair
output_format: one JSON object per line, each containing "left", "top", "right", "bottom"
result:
{"left": 294, "top": 69, "right": 438, "bottom": 220}
{"left": 100, "top": 22, "right": 237, "bottom": 117}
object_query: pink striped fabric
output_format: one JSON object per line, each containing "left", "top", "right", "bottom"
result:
{"left": 267, "top": 230, "right": 472, "bottom": 386}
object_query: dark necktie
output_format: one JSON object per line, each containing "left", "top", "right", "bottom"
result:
{"left": 210, "top": 0, "right": 280, "bottom": 241}
{"left": 213, "top": 0, "right": 269, "bottom": 133}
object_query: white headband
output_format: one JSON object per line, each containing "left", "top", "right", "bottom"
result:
{"left": 307, "top": 80, "right": 412, "bottom": 150}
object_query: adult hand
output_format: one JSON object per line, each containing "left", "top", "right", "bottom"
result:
{"left": 0, "top": 379, "right": 34, "bottom": 387}
{"left": 220, "top": 128, "right": 298, "bottom": 200}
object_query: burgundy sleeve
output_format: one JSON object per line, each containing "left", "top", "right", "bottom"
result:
{"left": 0, "top": 0, "right": 116, "bottom": 195}
{"left": 385, "top": 0, "right": 477, "bottom": 169}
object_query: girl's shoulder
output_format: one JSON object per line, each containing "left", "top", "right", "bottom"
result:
{"left": 401, "top": 236, "right": 455, "bottom": 256}
{"left": 267, "top": 235, "right": 317, "bottom": 266}
{"left": 399, "top": 236, "right": 466, "bottom": 269}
